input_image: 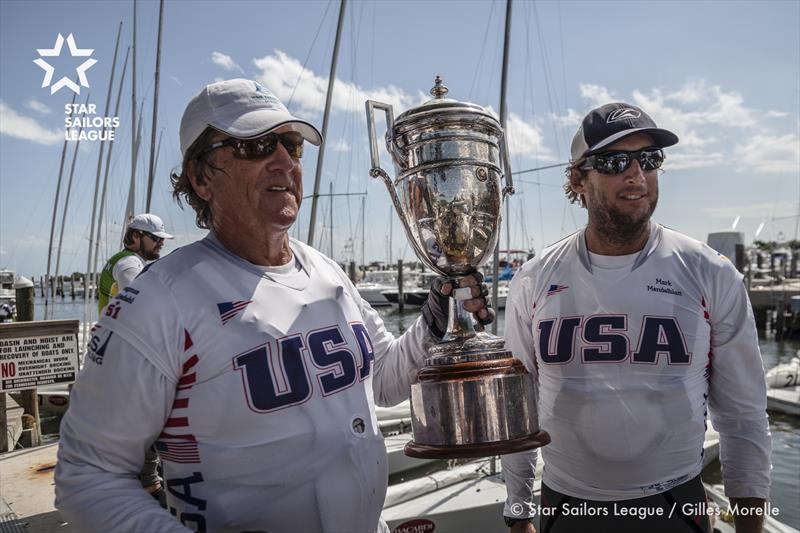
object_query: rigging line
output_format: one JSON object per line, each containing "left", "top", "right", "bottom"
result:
{"left": 556, "top": 2, "right": 568, "bottom": 153}
{"left": 468, "top": 0, "right": 496, "bottom": 101}
{"left": 513, "top": 161, "right": 570, "bottom": 174}
{"left": 522, "top": 1, "right": 545, "bottom": 165}
{"left": 287, "top": 0, "right": 333, "bottom": 109}
{"left": 556, "top": 1, "right": 569, "bottom": 129}
{"left": 343, "top": 3, "right": 365, "bottom": 239}
{"left": 514, "top": 178, "right": 562, "bottom": 188}
{"left": 532, "top": 0, "right": 563, "bottom": 160}
{"left": 369, "top": 1, "right": 376, "bottom": 88}
{"left": 484, "top": 11, "right": 504, "bottom": 107}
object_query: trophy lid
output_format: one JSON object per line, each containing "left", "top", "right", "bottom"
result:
{"left": 393, "top": 76, "right": 500, "bottom": 132}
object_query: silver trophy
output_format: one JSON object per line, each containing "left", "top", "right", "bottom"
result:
{"left": 366, "top": 77, "right": 550, "bottom": 458}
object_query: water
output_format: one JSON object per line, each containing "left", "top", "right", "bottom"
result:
{"left": 17, "top": 296, "right": 800, "bottom": 529}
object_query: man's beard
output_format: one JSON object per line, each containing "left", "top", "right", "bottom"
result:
{"left": 140, "top": 245, "right": 161, "bottom": 261}
{"left": 588, "top": 195, "right": 658, "bottom": 249}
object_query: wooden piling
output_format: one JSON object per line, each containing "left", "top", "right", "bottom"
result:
{"left": 397, "top": 260, "right": 404, "bottom": 312}
{"left": 0, "top": 392, "right": 6, "bottom": 452}
{"left": 348, "top": 261, "right": 357, "bottom": 284}
{"left": 14, "top": 278, "right": 41, "bottom": 447}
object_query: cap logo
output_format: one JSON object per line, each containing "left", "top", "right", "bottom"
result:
{"left": 607, "top": 108, "right": 641, "bottom": 123}
{"left": 250, "top": 81, "right": 281, "bottom": 108}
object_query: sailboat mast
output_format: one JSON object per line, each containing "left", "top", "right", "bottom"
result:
{"left": 54, "top": 93, "right": 90, "bottom": 294}
{"left": 43, "top": 91, "right": 77, "bottom": 320}
{"left": 92, "top": 47, "right": 131, "bottom": 312}
{"left": 491, "top": 0, "right": 512, "bottom": 335}
{"left": 84, "top": 22, "right": 122, "bottom": 334}
{"left": 145, "top": 0, "right": 165, "bottom": 211}
{"left": 307, "top": 0, "right": 346, "bottom": 247}
{"left": 124, "top": 0, "right": 138, "bottom": 228}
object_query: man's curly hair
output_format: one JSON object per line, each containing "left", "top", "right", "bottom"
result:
{"left": 170, "top": 127, "right": 224, "bottom": 229}
{"left": 564, "top": 162, "right": 588, "bottom": 207}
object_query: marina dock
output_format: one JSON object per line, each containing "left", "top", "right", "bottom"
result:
{"left": 0, "top": 442, "right": 73, "bottom": 533}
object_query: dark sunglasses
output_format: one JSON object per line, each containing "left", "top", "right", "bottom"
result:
{"left": 141, "top": 231, "right": 164, "bottom": 244}
{"left": 199, "top": 131, "right": 304, "bottom": 161}
{"left": 579, "top": 148, "right": 665, "bottom": 175}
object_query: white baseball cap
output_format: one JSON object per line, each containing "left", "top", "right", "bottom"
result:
{"left": 128, "top": 213, "right": 174, "bottom": 239}
{"left": 179, "top": 78, "right": 323, "bottom": 156}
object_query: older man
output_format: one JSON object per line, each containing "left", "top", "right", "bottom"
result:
{"left": 501, "top": 103, "right": 771, "bottom": 533}
{"left": 55, "top": 78, "right": 492, "bottom": 532}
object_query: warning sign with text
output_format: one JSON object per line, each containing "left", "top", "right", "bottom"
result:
{"left": 0, "top": 320, "right": 80, "bottom": 392}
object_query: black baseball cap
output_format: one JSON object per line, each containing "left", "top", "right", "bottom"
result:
{"left": 570, "top": 102, "right": 679, "bottom": 162}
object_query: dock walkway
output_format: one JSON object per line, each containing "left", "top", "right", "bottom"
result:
{"left": 0, "top": 442, "right": 74, "bottom": 533}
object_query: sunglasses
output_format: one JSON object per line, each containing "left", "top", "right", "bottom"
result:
{"left": 141, "top": 232, "right": 164, "bottom": 244}
{"left": 579, "top": 148, "right": 665, "bottom": 175}
{"left": 199, "top": 131, "right": 304, "bottom": 161}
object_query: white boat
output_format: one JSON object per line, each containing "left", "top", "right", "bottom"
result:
{"left": 766, "top": 357, "right": 800, "bottom": 389}
{"left": 380, "top": 271, "right": 424, "bottom": 306}
{"left": 381, "top": 426, "right": 725, "bottom": 533}
{"left": 767, "top": 386, "right": 800, "bottom": 416}
{"left": 0, "top": 269, "right": 15, "bottom": 303}
{"left": 357, "top": 270, "right": 400, "bottom": 307}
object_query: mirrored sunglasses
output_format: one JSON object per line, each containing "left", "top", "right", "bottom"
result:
{"left": 141, "top": 232, "right": 164, "bottom": 244}
{"left": 579, "top": 148, "right": 665, "bottom": 175}
{"left": 199, "top": 131, "right": 304, "bottom": 161}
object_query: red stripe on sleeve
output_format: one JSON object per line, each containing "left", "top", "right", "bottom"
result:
{"left": 164, "top": 417, "right": 190, "bottom": 428}
{"left": 182, "top": 354, "right": 199, "bottom": 374}
{"left": 172, "top": 397, "right": 189, "bottom": 409}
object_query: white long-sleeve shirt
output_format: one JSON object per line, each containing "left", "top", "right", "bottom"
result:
{"left": 55, "top": 234, "right": 431, "bottom": 533}
{"left": 502, "top": 224, "right": 771, "bottom": 509}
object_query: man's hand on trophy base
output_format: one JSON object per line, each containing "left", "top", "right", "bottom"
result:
{"left": 422, "top": 272, "right": 495, "bottom": 338}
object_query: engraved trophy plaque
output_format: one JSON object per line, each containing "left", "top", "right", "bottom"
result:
{"left": 366, "top": 77, "right": 550, "bottom": 458}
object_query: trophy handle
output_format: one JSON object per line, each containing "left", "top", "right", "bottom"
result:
{"left": 365, "top": 100, "right": 404, "bottom": 213}
{"left": 500, "top": 129, "right": 515, "bottom": 199}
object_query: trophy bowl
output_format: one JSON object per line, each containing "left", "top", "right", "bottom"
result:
{"left": 366, "top": 77, "right": 550, "bottom": 458}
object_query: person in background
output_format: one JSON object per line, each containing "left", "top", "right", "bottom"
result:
{"left": 97, "top": 213, "right": 173, "bottom": 313}
{"left": 501, "top": 103, "right": 771, "bottom": 533}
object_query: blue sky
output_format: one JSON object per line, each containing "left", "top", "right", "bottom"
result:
{"left": 1, "top": 0, "right": 798, "bottom": 278}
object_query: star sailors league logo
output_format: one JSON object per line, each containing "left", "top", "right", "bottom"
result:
{"left": 34, "top": 33, "right": 97, "bottom": 95}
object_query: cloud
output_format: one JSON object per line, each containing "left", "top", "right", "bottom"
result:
{"left": 665, "top": 150, "right": 725, "bottom": 170}
{"left": 252, "top": 50, "right": 425, "bottom": 117}
{"left": 579, "top": 84, "right": 617, "bottom": 108}
{"left": 703, "top": 202, "right": 797, "bottom": 219}
{"left": 26, "top": 99, "right": 51, "bottom": 114}
{"left": 505, "top": 113, "right": 556, "bottom": 160}
{"left": 734, "top": 133, "right": 800, "bottom": 174}
{"left": 212, "top": 51, "right": 245, "bottom": 74}
{"left": 550, "top": 108, "right": 583, "bottom": 128}
{"left": 330, "top": 138, "right": 351, "bottom": 152}
{"left": 0, "top": 101, "right": 62, "bottom": 145}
